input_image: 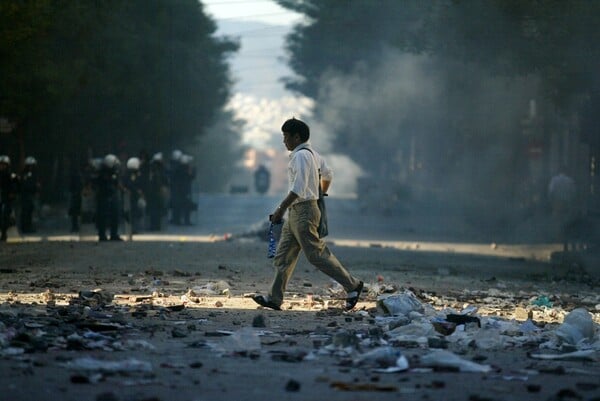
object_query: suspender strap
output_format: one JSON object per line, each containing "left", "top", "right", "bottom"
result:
{"left": 300, "top": 148, "right": 323, "bottom": 197}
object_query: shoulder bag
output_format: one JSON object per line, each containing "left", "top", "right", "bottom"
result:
{"left": 302, "top": 148, "right": 328, "bottom": 238}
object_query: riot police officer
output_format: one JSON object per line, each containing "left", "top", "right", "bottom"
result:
{"left": 94, "top": 154, "right": 123, "bottom": 241}
{"left": 147, "top": 152, "right": 169, "bottom": 231}
{"left": 180, "top": 154, "right": 196, "bottom": 225}
{"left": 0, "top": 156, "right": 19, "bottom": 241}
{"left": 68, "top": 157, "right": 85, "bottom": 233}
{"left": 123, "top": 157, "right": 145, "bottom": 235}
{"left": 20, "top": 156, "right": 40, "bottom": 233}
{"left": 169, "top": 149, "right": 185, "bottom": 225}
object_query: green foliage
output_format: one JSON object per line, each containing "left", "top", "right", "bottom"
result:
{"left": 1, "top": 0, "right": 239, "bottom": 159}
{"left": 279, "top": 0, "right": 600, "bottom": 106}
{"left": 0, "top": 0, "right": 54, "bottom": 118}
{"left": 279, "top": 0, "right": 429, "bottom": 97}
{"left": 425, "top": 0, "right": 600, "bottom": 107}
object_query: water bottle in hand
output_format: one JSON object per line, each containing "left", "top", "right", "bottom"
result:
{"left": 267, "top": 221, "right": 283, "bottom": 258}
{"left": 267, "top": 223, "right": 277, "bottom": 258}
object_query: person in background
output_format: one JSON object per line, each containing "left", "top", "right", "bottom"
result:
{"left": 252, "top": 118, "right": 363, "bottom": 311}
{"left": 81, "top": 158, "right": 100, "bottom": 225}
{"left": 20, "top": 156, "right": 41, "bottom": 234}
{"left": 548, "top": 166, "right": 577, "bottom": 251}
{"left": 147, "top": 152, "right": 169, "bottom": 231}
{"left": 94, "top": 154, "right": 123, "bottom": 241}
{"left": 68, "top": 157, "right": 85, "bottom": 233}
{"left": 169, "top": 149, "right": 185, "bottom": 225}
{"left": 0, "top": 156, "right": 19, "bottom": 241}
{"left": 123, "top": 157, "right": 145, "bottom": 234}
{"left": 254, "top": 164, "right": 271, "bottom": 195}
{"left": 180, "top": 154, "right": 196, "bottom": 226}
{"left": 136, "top": 150, "right": 151, "bottom": 229}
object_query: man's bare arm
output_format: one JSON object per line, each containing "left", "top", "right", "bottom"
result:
{"left": 271, "top": 191, "right": 299, "bottom": 223}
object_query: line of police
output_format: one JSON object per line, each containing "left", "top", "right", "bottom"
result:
{"left": 0, "top": 156, "right": 40, "bottom": 241}
{"left": 0, "top": 150, "right": 195, "bottom": 242}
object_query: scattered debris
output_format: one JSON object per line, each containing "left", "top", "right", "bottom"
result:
{"left": 377, "top": 291, "right": 425, "bottom": 316}
{"left": 354, "top": 347, "right": 409, "bottom": 373}
{"left": 1, "top": 243, "right": 600, "bottom": 401}
{"left": 285, "top": 379, "right": 301, "bottom": 392}
{"left": 554, "top": 307, "right": 596, "bottom": 347}
{"left": 63, "top": 357, "right": 153, "bottom": 375}
{"left": 528, "top": 350, "right": 598, "bottom": 361}
{"left": 330, "top": 381, "right": 398, "bottom": 392}
{"left": 420, "top": 350, "right": 492, "bottom": 373}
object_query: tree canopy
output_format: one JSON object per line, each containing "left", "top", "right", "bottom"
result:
{"left": 0, "top": 0, "right": 239, "bottom": 162}
{"left": 278, "top": 0, "right": 600, "bottom": 108}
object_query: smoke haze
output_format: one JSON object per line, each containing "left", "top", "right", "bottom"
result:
{"left": 311, "top": 49, "right": 543, "bottom": 237}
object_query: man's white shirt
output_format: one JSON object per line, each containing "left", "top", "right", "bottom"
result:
{"left": 288, "top": 142, "right": 333, "bottom": 203}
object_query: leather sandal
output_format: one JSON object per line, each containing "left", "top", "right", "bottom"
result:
{"left": 252, "top": 294, "right": 281, "bottom": 311}
{"left": 344, "top": 281, "right": 364, "bottom": 311}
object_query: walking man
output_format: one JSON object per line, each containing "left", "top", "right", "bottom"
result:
{"left": 253, "top": 118, "right": 363, "bottom": 311}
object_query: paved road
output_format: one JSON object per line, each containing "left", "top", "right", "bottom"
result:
{"left": 6, "top": 193, "right": 567, "bottom": 263}
{"left": 173, "top": 193, "right": 498, "bottom": 242}
{"left": 153, "top": 194, "right": 564, "bottom": 262}
{"left": 167, "top": 193, "right": 467, "bottom": 241}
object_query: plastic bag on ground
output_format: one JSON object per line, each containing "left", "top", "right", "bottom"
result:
{"left": 387, "top": 321, "right": 436, "bottom": 338}
{"left": 377, "top": 291, "right": 424, "bottom": 316}
{"left": 554, "top": 308, "right": 596, "bottom": 347}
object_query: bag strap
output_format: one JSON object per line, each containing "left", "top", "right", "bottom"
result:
{"left": 300, "top": 148, "right": 324, "bottom": 197}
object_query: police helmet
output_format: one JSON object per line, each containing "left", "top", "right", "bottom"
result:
{"left": 24, "top": 156, "right": 37, "bottom": 165}
{"left": 171, "top": 149, "right": 183, "bottom": 161}
{"left": 0, "top": 155, "right": 10, "bottom": 165}
{"left": 126, "top": 157, "right": 140, "bottom": 170}
{"left": 104, "top": 154, "right": 119, "bottom": 168}
{"left": 152, "top": 152, "right": 163, "bottom": 162}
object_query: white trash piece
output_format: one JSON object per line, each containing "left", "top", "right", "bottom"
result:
{"left": 420, "top": 349, "right": 492, "bottom": 373}
{"left": 355, "top": 346, "right": 409, "bottom": 372}
{"left": 377, "top": 291, "right": 424, "bottom": 316}
{"left": 64, "top": 357, "right": 153, "bottom": 374}
{"left": 528, "top": 349, "right": 597, "bottom": 361}
{"left": 554, "top": 308, "right": 596, "bottom": 347}
{"left": 190, "top": 280, "right": 231, "bottom": 296}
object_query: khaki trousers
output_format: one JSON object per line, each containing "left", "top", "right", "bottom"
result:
{"left": 269, "top": 200, "right": 360, "bottom": 305}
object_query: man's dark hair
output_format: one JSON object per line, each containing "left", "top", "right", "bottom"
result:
{"left": 281, "top": 118, "right": 310, "bottom": 142}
